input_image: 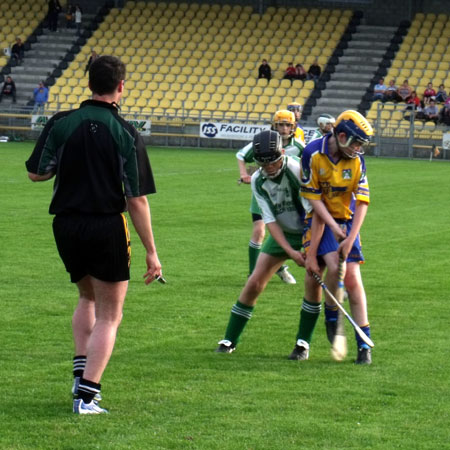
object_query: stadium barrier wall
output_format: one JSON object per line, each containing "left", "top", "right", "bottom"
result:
{"left": 0, "top": 109, "right": 448, "bottom": 159}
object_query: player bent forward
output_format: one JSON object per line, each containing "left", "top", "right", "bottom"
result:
{"left": 288, "top": 110, "right": 373, "bottom": 364}
{"left": 216, "top": 130, "right": 306, "bottom": 353}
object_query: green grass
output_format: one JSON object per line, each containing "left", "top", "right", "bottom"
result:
{"left": 1, "top": 142, "right": 450, "bottom": 449}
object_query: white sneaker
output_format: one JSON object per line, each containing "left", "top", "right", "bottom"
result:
{"left": 276, "top": 266, "right": 296, "bottom": 284}
{"left": 73, "top": 399, "right": 109, "bottom": 415}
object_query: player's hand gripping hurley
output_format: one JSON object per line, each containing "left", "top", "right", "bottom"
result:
{"left": 312, "top": 271, "right": 374, "bottom": 348}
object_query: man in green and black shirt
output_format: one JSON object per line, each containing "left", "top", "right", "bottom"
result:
{"left": 26, "top": 55, "right": 163, "bottom": 414}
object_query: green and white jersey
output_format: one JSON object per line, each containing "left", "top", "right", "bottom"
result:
{"left": 251, "top": 155, "right": 304, "bottom": 235}
{"left": 310, "top": 128, "right": 324, "bottom": 142}
{"left": 236, "top": 136, "right": 304, "bottom": 163}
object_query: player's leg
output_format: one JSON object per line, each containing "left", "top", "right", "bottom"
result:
{"left": 75, "top": 278, "right": 128, "bottom": 409}
{"left": 71, "top": 276, "right": 96, "bottom": 398}
{"left": 289, "top": 269, "right": 323, "bottom": 360}
{"left": 345, "top": 262, "right": 372, "bottom": 364}
{"left": 289, "top": 223, "right": 340, "bottom": 360}
{"left": 217, "top": 253, "right": 286, "bottom": 353}
{"left": 322, "top": 251, "right": 342, "bottom": 344}
{"left": 248, "top": 214, "right": 265, "bottom": 275}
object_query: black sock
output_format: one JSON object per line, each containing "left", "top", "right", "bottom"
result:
{"left": 77, "top": 378, "right": 101, "bottom": 404}
{"left": 73, "top": 355, "right": 86, "bottom": 379}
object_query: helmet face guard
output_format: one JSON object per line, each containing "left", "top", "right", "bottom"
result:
{"left": 317, "top": 113, "right": 335, "bottom": 132}
{"left": 334, "top": 110, "right": 373, "bottom": 159}
{"left": 273, "top": 110, "right": 296, "bottom": 138}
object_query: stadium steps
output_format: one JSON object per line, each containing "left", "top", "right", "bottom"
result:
{"left": 309, "top": 24, "right": 398, "bottom": 120}
{"left": 8, "top": 29, "right": 81, "bottom": 106}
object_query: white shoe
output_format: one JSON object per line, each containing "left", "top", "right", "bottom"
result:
{"left": 276, "top": 266, "right": 296, "bottom": 284}
{"left": 73, "top": 399, "right": 108, "bottom": 415}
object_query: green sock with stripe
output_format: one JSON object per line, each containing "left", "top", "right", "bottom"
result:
{"left": 295, "top": 298, "right": 322, "bottom": 344}
{"left": 224, "top": 300, "right": 254, "bottom": 345}
{"left": 248, "top": 240, "right": 262, "bottom": 275}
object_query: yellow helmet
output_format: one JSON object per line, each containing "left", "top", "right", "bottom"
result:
{"left": 334, "top": 110, "right": 374, "bottom": 158}
{"left": 287, "top": 102, "right": 303, "bottom": 113}
{"left": 273, "top": 110, "right": 296, "bottom": 127}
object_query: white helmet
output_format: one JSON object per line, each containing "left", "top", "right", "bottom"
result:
{"left": 317, "top": 113, "right": 336, "bottom": 131}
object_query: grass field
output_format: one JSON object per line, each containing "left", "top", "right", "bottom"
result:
{"left": 1, "top": 142, "right": 450, "bottom": 449}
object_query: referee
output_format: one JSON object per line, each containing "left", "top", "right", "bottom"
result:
{"left": 26, "top": 55, "right": 162, "bottom": 414}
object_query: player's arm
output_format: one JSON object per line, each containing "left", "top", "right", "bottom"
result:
{"left": 26, "top": 113, "right": 63, "bottom": 181}
{"left": 305, "top": 212, "right": 325, "bottom": 275}
{"left": 266, "top": 221, "right": 305, "bottom": 268}
{"left": 236, "top": 143, "right": 254, "bottom": 184}
{"left": 237, "top": 158, "right": 252, "bottom": 184}
{"left": 127, "top": 195, "right": 162, "bottom": 285}
{"left": 338, "top": 200, "right": 368, "bottom": 259}
{"left": 308, "top": 198, "right": 346, "bottom": 241}
{"left": 28, "top": 171, "right": 55, "bottom": 182}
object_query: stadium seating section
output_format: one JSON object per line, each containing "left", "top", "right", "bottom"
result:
{"left": 50, "top": 1, "right": 351, "bottom": 120}
{"left": 0, "top": 0, "right": 48, "bottom": 69}
{"left": 367, "top": 12, "right": 449, "bottom": 140}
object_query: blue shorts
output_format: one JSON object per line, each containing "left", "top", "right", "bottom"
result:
{"left": 302, "top": 218, "right": 364, "bottom": 263}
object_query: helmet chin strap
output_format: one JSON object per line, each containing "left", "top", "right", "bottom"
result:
{"left": 262, "top": 156, "right": 286, "bottom": 179}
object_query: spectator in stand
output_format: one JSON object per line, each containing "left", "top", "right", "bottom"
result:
{"left": 32, "top": 81, "right": 49, "bottom": 114}
{"left": 258, "top": 59, "right": 272, "bottom": 82}
{"left": 307, "top": 59, "right": 321, "bottom": 84}
{"left": 382, "top": 79, "right": 400, "bottom": 102}
{"left": 74, "top": 5, "right": 83, "bottom": 36}
{"left": 435, "top": 84, "right": 447, "bottom": 104}
{"left": 423, "top": 82, "right": 436, "bottom": 106}
{"left": 65, "top": 4, "right": 75, "bottom": 28}
{"left": 85, "top": 50, "right": 99, "bottom": 74}
{"left": 403, "top": 91, "right": 422, "bottom": 121}
{"left": 373, "top": 77, "right": 387, "bottom": 101}
{"left": 47, "top": 0, "right": 62, "bottom": 32}
{"left": 397, "top": 79, "right": 412, "bottom": 103}
{"left": 422, "top": 99, "right": 439, "bottom": 123}
{"left": 283, "top": 62, "right": 297, "bottom": 82}
{"left": 439, "top": 99, "right": 450, "bottom": 126}
{"left": 406, "top": 90, "right": 421, "bottom": 109}
{"left": 0, "top": 76, "right": 17, "bottom": 103}
{"left": 294, "top": 64, "right": 307, "bottom": 81}
{"left": 11, "top": 38, "right": 25, "bottom": 65}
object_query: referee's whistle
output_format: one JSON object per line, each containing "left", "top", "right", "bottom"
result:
{"left": 154, "top": 274, "right": 167, "bottom": 284}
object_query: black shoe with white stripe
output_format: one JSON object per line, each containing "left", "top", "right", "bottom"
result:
{"left": 288, "top": 339, "right": 310, "bottom": 360}
{"left": 215, "top": 340, "right": 235, "bottom": 353}
{"left": 355, "top": 347, "right": 372, "bottom": 365}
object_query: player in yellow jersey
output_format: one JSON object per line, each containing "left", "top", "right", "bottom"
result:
{"left": 289, "top": 110, "right": 374, "bottom": 365}
{"left": 287, "top": 102, "right": 306, "bottom": 145}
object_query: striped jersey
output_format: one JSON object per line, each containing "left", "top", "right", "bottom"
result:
{"left": 251, "top": 155, "right": 304, "bottom": 234}
{"left": 236, "top": 136, "right": 304, "bottom": 163}
{"left": 300, "top": 134, "right": 369, "bottom": 220}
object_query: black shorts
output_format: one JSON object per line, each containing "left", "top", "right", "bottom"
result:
{"left": 52, "top": 213, "right": 131, "bottom": 283}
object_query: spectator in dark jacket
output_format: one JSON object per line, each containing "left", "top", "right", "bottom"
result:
{"left": 11, "top": 38, "right": 25, "bottom": 64}
{"left": 0, "top": 76, "right": 17, "bottom": 103}
{"left": 48, "top": 0, "right": 62, "bottom": 32}
{"left": 258, "top": 59, "right": 272, "bottom": 82}
{"left": 307, "top": 59, "right": 321, "bottom": 83}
